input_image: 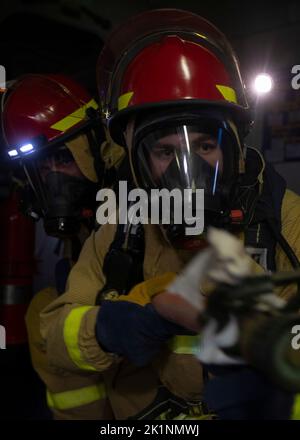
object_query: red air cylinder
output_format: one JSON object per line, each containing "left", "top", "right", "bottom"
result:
{"left": 0, "top": 189, "right": 35, "bottom": 345}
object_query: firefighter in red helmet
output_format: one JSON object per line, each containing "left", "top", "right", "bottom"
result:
{"left": 2, "top": 73, "right": 112, "bottom": 238}
{"left": 2, "top": 73, "right": 124, "bottom": 419}
{"left": 97, "top": 9, "right": 253, "bottom": 247}
{"left": 39, "top": 10, "right": 300, "bottom": 420}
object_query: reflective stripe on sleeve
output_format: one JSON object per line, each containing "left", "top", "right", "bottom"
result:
{"left": 168, "top": 335, "right": 202, "bottom": 355}
{"left": 47, "top": 382, "right": 106, "bottom": 411}
{"left": 63, "top": 306, "right": 97, "bottom": 371}
{"left": 291, "top": 394, "right": 300, "bottom": 420}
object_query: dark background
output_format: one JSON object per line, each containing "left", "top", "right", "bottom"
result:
{"left": 1, "top": 1, "right": 300, "bottom": 92}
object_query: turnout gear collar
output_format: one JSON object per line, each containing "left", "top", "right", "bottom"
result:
{"left": 66, "top": 133, "right": 99, "bottom": 183}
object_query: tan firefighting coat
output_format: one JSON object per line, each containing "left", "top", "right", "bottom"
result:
{"left": 28, "top": 189, "right": 300, "bottom": 420}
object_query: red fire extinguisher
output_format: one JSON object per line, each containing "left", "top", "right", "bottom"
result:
{"left": 0, "top": 189, "right": 35, "bottom": 346}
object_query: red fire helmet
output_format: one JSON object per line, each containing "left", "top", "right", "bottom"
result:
{"left": 96, "top": 9, "right": 251, "bottom": 145}
{"left": 2, "top": 74, "right": 98, "bottom": 158}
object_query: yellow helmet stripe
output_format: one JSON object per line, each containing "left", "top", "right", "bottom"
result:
{"left": 118, "top": 92, "right": 134, "bottom": 111}
{"left": 51, "top": 98, "right": 98, "bottom": 132}
{"left": 216, "top": 85, "right": 237, "bottom": 103}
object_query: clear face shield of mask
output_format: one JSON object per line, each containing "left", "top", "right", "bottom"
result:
{"left": 22, "top": 145, "right": 97, "bottom": 237}
{"left": 132, "top": 118, "right": 240, "bottom": 243}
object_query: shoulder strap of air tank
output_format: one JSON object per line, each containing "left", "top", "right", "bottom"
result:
{"left": 244, "top": 147, "right": 286, "bottom": 271}
{"left": 95, "top": 217, "right": 145, "bottom": 304}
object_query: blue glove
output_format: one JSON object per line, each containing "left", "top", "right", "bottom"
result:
{"left": 96, "top": 300, "right": 194, "bottom": 366}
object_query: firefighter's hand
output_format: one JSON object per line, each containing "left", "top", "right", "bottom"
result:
{"left": 152, "top": 292, "right": 202, "bottom": 333}
{"left": 152, "top": 227, "right": 252, "bottom": 331}
{"left": 95, "top": 301, "right": 194, "bottom": 366}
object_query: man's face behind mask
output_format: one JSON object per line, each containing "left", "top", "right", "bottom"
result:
{"left": 129, "top": 118, "right": 242, "bottom": 243}
{"left": 148, "top": 131, "right": 223, "bottom": 190}
{"left": 23, "top": 146, "right": 97, "bottom": 237}
{"left": 133, "top": 122, "right": 236, "bottom": 198}
{"left": 38, "top": 148, "right": 84, "bottom": 181}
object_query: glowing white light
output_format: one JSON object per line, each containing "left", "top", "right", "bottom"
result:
{"left": 8, "top": 149, "right": 18, "bottom": 157}
{"left": 253, "top": 74, "right": 273, "bottom": 94}
{"left": 20, "top": 143, "right": 34, "bottom": 153}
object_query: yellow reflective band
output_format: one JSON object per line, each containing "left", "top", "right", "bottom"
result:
{"left": 216, "top": 85, "right": 237, "bottom": 103}
{"left": 168, "top": 335, "right": 202, "bottom": 355}
{"left": 291, "top": 394, "right": 300, "bottom": 420}
{"left": 118, "top": 92, "right": 134, "bottom": 110}
{"left": 47, "top": 383, "right": 106, "bottom": 411}
{"left": 63, "top": 306, "right": 97, "bottom": 371}
{"left": 51, "top": 98, "right": 98, "bottom": 132}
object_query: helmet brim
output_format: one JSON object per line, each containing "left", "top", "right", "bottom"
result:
{"left": 108, "top": 99, "right": 252, "bottom": 147}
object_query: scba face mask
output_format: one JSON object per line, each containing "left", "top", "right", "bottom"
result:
{"left": 23, "top": 145, "right": 98, "bottom": 237}
{"left": 132, "top": 114, "right": 243, "bottom": 243}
